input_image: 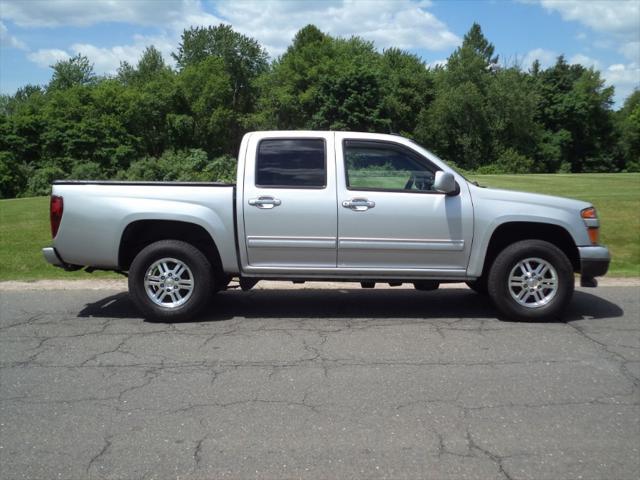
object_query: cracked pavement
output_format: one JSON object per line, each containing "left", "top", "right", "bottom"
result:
{"left": 0, "top": 285, "right": 638, "bottom": 479}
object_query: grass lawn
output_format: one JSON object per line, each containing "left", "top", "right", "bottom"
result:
{"left": 0, "top": 173, "right": 638, "bottom": 280}
{"left": 0, "top": 197, "right": 119, "bottom": 281}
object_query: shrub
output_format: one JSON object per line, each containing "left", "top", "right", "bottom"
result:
{"left": 0, "top": 151, "right": 28, "bottom": 198}
{"left": 24, "top": 166, "right": 66, "bottom": 197}
{"left": 123, "top": 149, "right": 237, "bottom": 183}
{"left": 476, "top": 148, "right": 534, "bottom": 174}
{"left": 70, "top": 161, "right": 104, "bottom": 180}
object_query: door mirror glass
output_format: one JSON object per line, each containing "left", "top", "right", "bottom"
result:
{"left": 433, "top": 171, "right": 456, "bottom": 194}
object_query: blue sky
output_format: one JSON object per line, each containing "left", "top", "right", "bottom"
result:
{"left": 1, "top": 0, "right": 638, "bottom": 106}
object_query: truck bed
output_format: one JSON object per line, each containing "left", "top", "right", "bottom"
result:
{"left": 53, "top": 180, "right": 235, "bottom": 187}
{"left": 50, "top": 181, "right": 238, "bottom": 272}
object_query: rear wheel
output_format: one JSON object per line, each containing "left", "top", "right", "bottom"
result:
{"left": 487, "top": 240, "right": 574, "bottom": 322}
{"left": 129, "top": 240, "right": 213, "bottom": 322}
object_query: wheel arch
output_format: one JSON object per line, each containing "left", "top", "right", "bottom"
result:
{"left": 118, "top": 220, "right": 224, "bottom": 280}
{"left": 477, "top": 222, "right": 580, "bottom": 278}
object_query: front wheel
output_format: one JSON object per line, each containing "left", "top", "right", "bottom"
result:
{"left": 487, "top": 240, "right": 574, "bottom": 322}
{"left": 128, "top": 240, "right": 213, "bottom": 322}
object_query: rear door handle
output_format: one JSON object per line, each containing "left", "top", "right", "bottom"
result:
{"left": 342, "top": 198, "right": 375, "bottom": 211}
{"left": 248, "top": 196, "right": 282, "bottom": 209}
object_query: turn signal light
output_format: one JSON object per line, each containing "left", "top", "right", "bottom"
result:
{"left": 581, "top": 207, "right": 599, "bottom": 244}
{"left": 50, "top": 195, "right": 63, "bottom": 238}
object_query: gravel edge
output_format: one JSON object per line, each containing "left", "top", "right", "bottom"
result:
{"left": 1, "top": 277, "right": 638, "bottom": 291}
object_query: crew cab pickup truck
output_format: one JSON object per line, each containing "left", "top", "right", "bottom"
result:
{"left": 43, "top": 131, "right": 610, "bottom": 322}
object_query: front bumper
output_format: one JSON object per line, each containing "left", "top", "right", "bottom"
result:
{"left": 578, "top": 245, "right": 610, "bottom": 286}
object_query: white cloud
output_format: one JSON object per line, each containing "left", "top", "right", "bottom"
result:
{"left": 532, "top": 0, "right": 640, "bottom": 61}
{"left": 70, "top": 34, "right": 176, "bottom": 74}
{"left": 521, "top": 48, "right": 558, "bottom": 69}
{"left": 0, "top": 20, "right": 26, "bottom": 49}
{"left": 213, "top": 0, "right": 460, "bottom": 56}
{"left": 569, "top": 53, "right": 600, "bottom": 70}
{"left": 0, "top": 0, "right": 221, "bottom": 29}
{"left": 537, "top": 0, "right": 639, "bottom": 35}
{"left": 17, "top": 0, "right": 460, "bottom": 76}
{"left": 27, "top": 49, "right": 70, "bottom": 67}
{"left": 69, "top": 43, "right": 150, "bottom": 75}
{"left": 619, "top": 41, "right": 640, "bottom": 64}
{"left": 427, "top": 59, "right": 447, "bottom": 69}
{"left": 26, "top": 34, "right": 176, "bottom": 74}
{"left": 603, "top": 62, "right": 640, "bottom": 105}
{"left": 12, "top": 0, "right": 217, "bottom": 75}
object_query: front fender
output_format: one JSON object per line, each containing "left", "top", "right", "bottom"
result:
{"left": 466, "top": 194, "right": 589, "bottom": 277}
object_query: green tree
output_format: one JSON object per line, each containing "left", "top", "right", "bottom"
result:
{"left": 486, "top": 68, "right": 543, "bottom": 167}
{"left": 414, "top": 24, "right": 496, "bottom": 169}
{"left": 117, "top": 46, "right": 171, "bottom": 86}
{"left": 48, "top": 54, "right": 96, "bottom": 90}
{"left": 415, "top": 80, "right": 490, "bottom": 170}
{"left": 379, "top": 48, "right": 434, "bottom": 135}
{"left": 173, "top": 25, "right": 269, "bottom": 153}
{"left": 257, "top": 26, "right": 385, "bottom": 131}
{"left": 534, "top": 57, "right": 616, "bottom": 172}
{"left": 254, "top": 25, "right": 333, "bottom": 129}
{"left": 312, "top": 64, "right": 387, "bottom": 131}
{"left": 178, "top": 57, "right": 234, "bottom": 155}
{"left": 173, "top": 25, "right": 268, "bottom": 111}
{"left": 446, "top": 22, "right": 497, "bottom": 92}
{"left": 0, "top": 21, "right": 633, "bottom": 199}
{"left": 617, "top": 89, "right": 640, "bottom": 171}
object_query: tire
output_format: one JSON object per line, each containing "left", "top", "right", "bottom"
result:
{"left": 128, "top": 240, "right": 214, "bottom": 322}
{"left": 216, "top": 275, "right": 232, "bottom": 292}
{"left": 487, "top": 240, "right": 574, "bottom": 322}
{"left": 466, "top": 277, "right": 488, "bottom": 295}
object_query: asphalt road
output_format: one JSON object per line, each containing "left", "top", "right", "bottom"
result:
{"left": 0, "top": 285, "right": 638, "bottom": 480}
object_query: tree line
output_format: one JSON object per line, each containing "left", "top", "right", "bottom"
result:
{"left": 1, "top": 23, "right": 638, "bottom": 198}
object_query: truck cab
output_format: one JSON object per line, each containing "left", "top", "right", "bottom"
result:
{"left": 238, "top": 131, "right": 472, "bottom": 278}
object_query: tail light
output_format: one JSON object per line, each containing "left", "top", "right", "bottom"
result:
{"left": 581, "top": 207, "right": 599, "bottom": 245}
{"left": 50, "top": 195, "right": 64, "bottom": 238}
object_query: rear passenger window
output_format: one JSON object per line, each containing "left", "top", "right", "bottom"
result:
{"left": 256, "top": 139, "right": 326, "bottom": 188}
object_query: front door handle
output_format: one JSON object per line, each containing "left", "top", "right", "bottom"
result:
{"left": 342, "top": 198, "right": 375, "bottom": 211}
{"left": 249, "top": 196, "right": 282, "bottom": 209}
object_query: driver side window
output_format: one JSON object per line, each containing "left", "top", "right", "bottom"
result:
{"left": 343, "top": 140, "right": 436, "bottom": 192}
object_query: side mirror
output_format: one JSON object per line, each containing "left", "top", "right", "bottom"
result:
{"left": 433, "top": 171, "right": 456, "bottom": 194}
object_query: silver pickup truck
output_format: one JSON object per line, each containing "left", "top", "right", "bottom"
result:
{"left": 43, "top": 131, "right": 610, "bottom": 322}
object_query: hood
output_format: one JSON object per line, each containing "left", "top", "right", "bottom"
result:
{"left": 468, "top": 183, "right": 592, "bottom": 213}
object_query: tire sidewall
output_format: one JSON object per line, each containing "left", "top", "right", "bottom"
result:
{"left": 129, "top": 240, "right": 213, "bottom": 321}
{"left": 488, "top": 240, "right": 574, "bottom": 322}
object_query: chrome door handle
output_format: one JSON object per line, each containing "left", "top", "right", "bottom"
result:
{"left": 249, "top": 196, "right": 282, "bottom": 209}
{"left": 342, "top": 198, "right": 375, "bottom": 211}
